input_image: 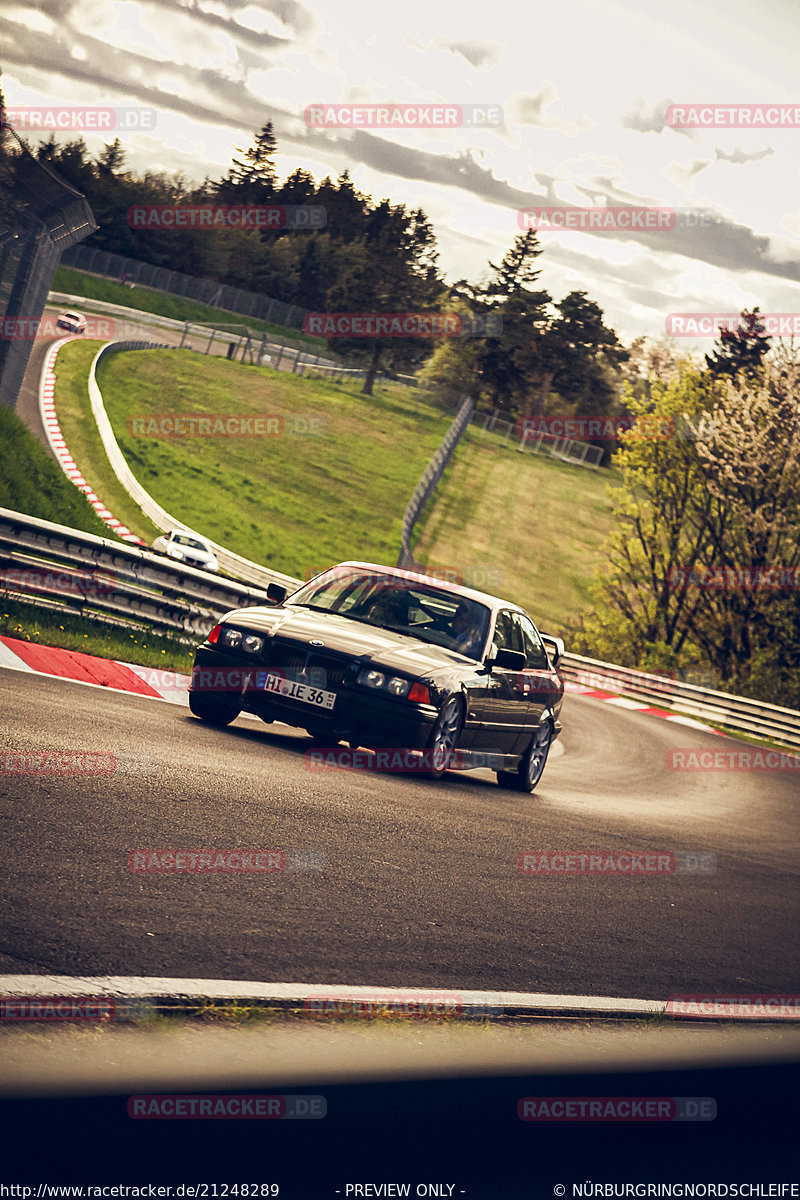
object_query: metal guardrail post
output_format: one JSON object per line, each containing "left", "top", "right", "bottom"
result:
{"left": 397, "top": 396, "right": 475, "bottom": 570}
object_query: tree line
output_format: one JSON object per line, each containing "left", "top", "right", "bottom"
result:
{"left": 3, "top": 107, "right": 633, "bottom": 414}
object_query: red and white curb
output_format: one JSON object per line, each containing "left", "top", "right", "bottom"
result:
{"left": 565, "top": 680, "right": 726, "bottom": 736}
{"left": 0, "top": 635, "right": 728, "bottom": 735}
{"left": 0, "top": 635, "right": 189, "bottom": 704}
{"left": 39, "top": 339, "right": 145, "bottom": 545}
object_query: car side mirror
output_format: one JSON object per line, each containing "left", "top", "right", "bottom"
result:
{"left": 266, "top": 583, "right": 288, "bottom": 606}
{"left": 488, "top": 648, "right": 526, "bottom": 671}
{"left": 540, "top": 633, "right": 564, "bottom": 668}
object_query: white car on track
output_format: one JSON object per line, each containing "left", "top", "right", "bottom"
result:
{"left": 153, "top": 529, "right": 219, "bottom": 573}
{"left": 56, "top": 311, "right": 87, "bottom": 335}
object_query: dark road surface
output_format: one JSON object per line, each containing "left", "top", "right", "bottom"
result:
{"left": 2, "top": 669, "right": 797, "bottom": 998}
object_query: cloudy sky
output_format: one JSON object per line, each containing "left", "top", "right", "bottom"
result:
{"left": 3, "top": 0, "right": 800, "bottom": 344}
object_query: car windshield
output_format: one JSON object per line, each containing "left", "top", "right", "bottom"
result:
{"left": 173, "top": 535, "right": 208, "bottom": 552}
{"left": 289, "top": 567, "right": 491, "bottom": 658}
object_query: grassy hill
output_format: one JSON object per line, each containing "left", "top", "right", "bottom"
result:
{"left": 52, "top": 341, "right": 163, "bottom": 544}
{"left": 58, "top": 344, "right": 454, "bottom": 578}
{"left": 0, "top": 403, "right": 112, "bottom": 539}
{"left": 52, "top": 341, "right": 616, "bottom": 635}
{"left": 411, "top": 425, "right": 617, "bottom": 637}
{"left": 52, "top": 265, "right": 328, "bottom": 350}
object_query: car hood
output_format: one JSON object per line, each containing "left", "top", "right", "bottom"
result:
{"left": 221, "top": 604, "right": 481, "bottom": 676}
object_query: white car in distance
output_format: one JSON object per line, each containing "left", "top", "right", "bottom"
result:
{"left": 56, "top": 311, "right": 87, "bottom": 334}
{"left": 153, "top": 530, "right": 219, "bottom": 573}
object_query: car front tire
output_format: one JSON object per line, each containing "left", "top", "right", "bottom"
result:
{"left": 188, "top": 690, "right": 240, "bottom": 727}
{"left": 424, "top": 695, "right": 464, "bottom": 780}
{"left": 497, "top": 720, "right": 552, "bottom": 793}
{"left": 306, "top": 730, "right": 341, "bottom": 748}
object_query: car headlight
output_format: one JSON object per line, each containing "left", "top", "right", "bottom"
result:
{"left": 172, "top": 549, "right": 184, "bottom": 560}
{"left": 218, "top": 629, "right": 264, "bottom": 654}
{"left": 357, "top": 667, "right": 411, "bottom": 697}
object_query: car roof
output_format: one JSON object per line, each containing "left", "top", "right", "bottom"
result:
{"left": 172, "top": 529, "right": 211, "bottom": 545}
{"left": 309, "top": 560, "right": 526, "bottom": 615}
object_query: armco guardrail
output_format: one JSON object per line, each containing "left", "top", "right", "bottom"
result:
{"left": 49, "top": 291, "right": 345, "bottom": 372}
{"left": 0, "top": 507, "right": 299, "bottom": 641}
{"left": 50, "top": 291, "right": 417, "bottom": 384}
{"left": 2, "top": 505, "right": 798, "bottom": 745}
{"left": 398, "top": 397, "right": 474, "bottom": 569}
{"left": 560, "top": 652, "right": 800, "bottom": 750}
{"left": 88, "top": 342, "right": 300, "bottom": 593}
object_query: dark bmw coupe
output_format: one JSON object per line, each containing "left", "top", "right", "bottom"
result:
{"left": 189, "top": 561, "right": 564, "bottom": 791}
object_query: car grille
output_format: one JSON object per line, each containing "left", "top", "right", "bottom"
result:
{"left": 265, "top": 642, "right": 350, "bottom": 691}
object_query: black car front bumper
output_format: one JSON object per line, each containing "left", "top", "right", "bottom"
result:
{"left": 191, "top": 645, "right": 439, "bottom": 749}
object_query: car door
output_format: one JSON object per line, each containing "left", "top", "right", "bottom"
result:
{"left": 513, "top": 611, "right": 558, "bottom": 733}
{"left": 471, "top": 609, "right": 529, "bottom": 754}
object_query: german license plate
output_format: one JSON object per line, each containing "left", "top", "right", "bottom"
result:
{"left": 258, "top": 672, "right": 336, "bottom": 710}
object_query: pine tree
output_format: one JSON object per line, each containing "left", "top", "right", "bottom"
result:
{"left": 705, "top": 308, "right": 770, "bottom": 380}
{"left": 215, "top": 122, "right": 278, "bottom": 204}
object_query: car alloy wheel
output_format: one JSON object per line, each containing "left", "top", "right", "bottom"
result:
{"left": 524, "top": 720, "right": 552, "bottom": 789}
{"left": 497, "top": 720, "right": 552, "bottom": 793}
{"left": 425, "top": 695, "right": 463, "bottom": 780}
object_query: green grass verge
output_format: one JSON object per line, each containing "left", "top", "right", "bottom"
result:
{"left": 53, "top": 265, "right": 328, "bottom": 349}
{"left": 52, "top": 341, "right": 162, "bottom": 544}
{"left": 0, "top": 597, "right": 196, "bottom": 673}
{"left": 0, "top": 405, "right": 112, "bottom": 538}
{"left": 47, "top": 337, "right": 620, "bottom": 652}
{"left": 95, "top": 349, "right": 452, "bottom": 579}
{"left": 412, "top": 424, "right": 618, "bottom": 638}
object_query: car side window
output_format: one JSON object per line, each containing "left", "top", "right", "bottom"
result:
{"left": 515, "top": 612, "right": 549, "bottom": 670}
{"left": 492, "top": 610, "right": 522, "bottom": 655}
